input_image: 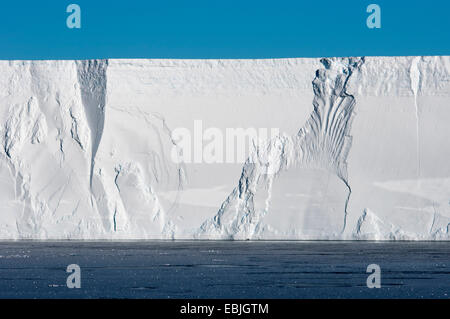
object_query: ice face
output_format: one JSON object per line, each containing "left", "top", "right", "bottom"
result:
{"left": 196, "top": 57, "right": 364, "bottom": 239}
{"left": 0, "top": 57, "right": 448, "bottom": 240}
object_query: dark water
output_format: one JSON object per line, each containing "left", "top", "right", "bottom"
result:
{"left": 0, "top": 241, "right": 448, "bottom": 298}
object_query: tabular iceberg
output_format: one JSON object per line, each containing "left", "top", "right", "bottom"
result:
{"left": 0, "top": 56, "right": 449, "bottom": 240}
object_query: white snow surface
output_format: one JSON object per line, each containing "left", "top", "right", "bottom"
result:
{"left": 0, "top": 56, "right": 449, "bottom": 240}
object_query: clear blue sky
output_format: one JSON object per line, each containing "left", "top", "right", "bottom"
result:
{"left": 0, "top": 0, "right": 449, "bottom": 59}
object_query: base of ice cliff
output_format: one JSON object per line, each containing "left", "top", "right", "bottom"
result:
{"left": 0, "top": 56, "right": 449, "bottom": 240}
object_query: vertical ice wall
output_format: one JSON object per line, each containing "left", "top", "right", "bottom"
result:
{"left": 0, "top": 57, "right": 448, "bottom": 240}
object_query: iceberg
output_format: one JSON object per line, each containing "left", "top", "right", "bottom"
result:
{"left": 0, "top": 56, "right": 449, "bottom": 240}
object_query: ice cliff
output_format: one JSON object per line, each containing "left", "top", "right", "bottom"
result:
{"left": 0, "top": 56, "right": 449, "bottom": 240}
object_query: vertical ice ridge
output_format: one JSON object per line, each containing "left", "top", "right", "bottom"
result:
{"left": 75, "top": 60, "right": 108, "bottom": 188}
{"left": 410, "top": 57, "right": 421, "bottom": 178}
{"left": 292, "top": 57, "right": 364, "bottom": 235}
{"left": 197, "top": 57, "right": 364, "bottom": 239}
{"left": 68, "top": 107, "right": 85, "bottom": 151}
{"left": 299, "top": 57, "right": 364, "bottom": 180}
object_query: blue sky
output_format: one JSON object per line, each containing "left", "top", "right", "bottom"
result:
{"left": 0, "top": 0, "right": 449, "bottom": 59}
